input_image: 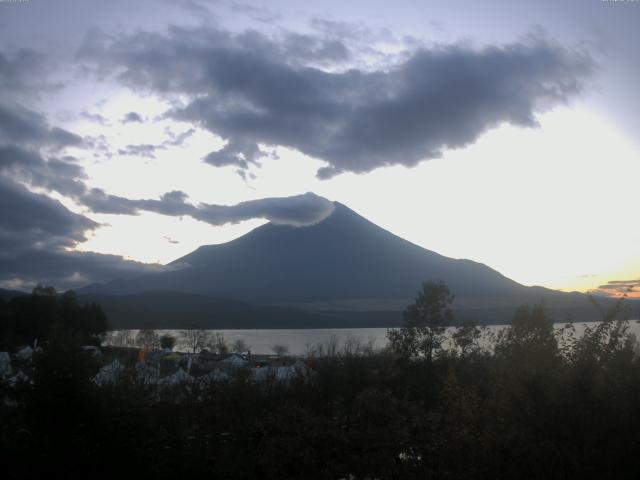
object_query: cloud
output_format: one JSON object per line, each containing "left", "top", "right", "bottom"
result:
{"left": 0, "top": 143, "right": 169, "bottom": 289}
{"left": 80, "top": 26, "right": 592, "bottom": 178}
{"left": 309, "top": 18, "right": 394, "bottom": 44}
{"left": 191, "top": 192, "right": 335, "bottom": 226}
{"left": 0, "top": 101, "right": 83, "bottom": 150}
{"left": 79, "top": 110, "right": 111, "bottom": 126}
{"left": 0, "top": 176, "right": 95, "bottom": 251}
{"left": 122, "top": 111, "right": 144, "bottom": 123}
{"left": 81, "top": 189, "right": 335, "bottom": 227}
{"left": 0, "top": 145, "right": 87, "bottom": 197}
{"left": 0, "top": 176, "right": 164, "bottom": 290}
{"left": 117, "top": 143, "right": 164, "bottom": 158}
{"left": 0, "top": 249, "right": 166, "bottom": 292}
{"left": 163, "top": 126, "right": 195, "bottom": 146}
{"left": 111, "top": 128, "right": 196, "bottom": 159}
{"left": 0, "top": 46, "right": 334, "bottom": 289}
{"left": 0, "top": 52, "right": 170, "bottom": 289}
{"left": 595, "top": 279, "right": 640, "bottom": 299}
{"left": 203, "top": 138, "right": 269, "bottom": 169}
{"left": 0, "top": 48, "right": 59, "bottom": 98}
{"left": 0, "top": 52, "right": 334, "bottom": 232}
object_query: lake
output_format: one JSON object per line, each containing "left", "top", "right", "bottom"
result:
{"left": 104, "top": 320, "right": 640, "bottom": 355}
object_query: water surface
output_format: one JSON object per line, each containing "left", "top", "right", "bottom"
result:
{"left": 104, "top": 320, "right": 640, "bottom": 355}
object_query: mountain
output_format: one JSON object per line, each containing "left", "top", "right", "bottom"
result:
{"left": 83, "top": 203, "right": 525, "bottom": 300}
{"left": 80, "top": 202, "right": 626, "bottom": 326}
{"left": 0, "top": 288, "right": 28, "bottom": 301}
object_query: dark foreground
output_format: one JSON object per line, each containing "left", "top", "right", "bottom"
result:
{"left": 2, "top": 286, "right": 640, "bottom": 479}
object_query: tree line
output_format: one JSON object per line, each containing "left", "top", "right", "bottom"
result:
{"left": 0, "top": 285, "right": 107, "bottom": 350}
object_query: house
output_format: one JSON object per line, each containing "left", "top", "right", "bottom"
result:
{"left": 220, "top": 353, "right": 249, "bottom": 371}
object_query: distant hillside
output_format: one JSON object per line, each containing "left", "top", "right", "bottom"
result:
{"left": 78, "top": 290, "right": 637, "bottom": 330}
{"left": 78, "top": 291, "right": 406, "bottom": 330}
{"left": 0, "top": 288, "right": 27, "bottom": 301}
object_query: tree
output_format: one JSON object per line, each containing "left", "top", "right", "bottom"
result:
{"left": 271, "top": 343, "right": 289, "bottom": 358}
{"left": 452, "top": 321, "right": 484, "bottom": 357}
{"left": 213, "top": 331, "right": 229, "bottom": 354}
{"left": 232, "top": 338, "right": 250, "bottom": 353}
{"left": 32, "top": 284, "right": 57, "bottom": 296}
{"left": 160, "top": 334, "right": 176, "bottom": 350}
{"left": 494, "top": 304, "right": 559, "bottom": 374}
{"left": 387, "top": 280, "right": 454, "bottom": 360}
{"left": 181, "top": 329, "right": 212, "bottom": 353}
{"left": 136, "top": 329, "right": 160, "bottom": 350}
{"left": 109, "top": 329, "right": 134, "bottom": 348}
{"left": 2, "top": 286, "right": 107, "bottom": 349}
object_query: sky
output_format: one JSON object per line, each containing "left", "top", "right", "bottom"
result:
{"left": 0, "top": 0, "right": 639, "bottom": 298}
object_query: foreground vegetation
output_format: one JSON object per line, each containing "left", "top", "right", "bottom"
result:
{"left": 2, "top": 283, "right": 640, "bottom": 478}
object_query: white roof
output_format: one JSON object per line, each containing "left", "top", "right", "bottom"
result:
{"left": 16, "top": 346, "right": 33, "bottom": 362}
{"left": 221, "top": 354, "right": 248, "bottom": 365}
{"left": 159, "top": 368, "right": 193, "bottom": 386}
{"left": 94, "top": 359, "right": 124, "bottom": 386}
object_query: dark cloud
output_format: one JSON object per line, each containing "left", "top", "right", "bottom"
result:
{"left": 0, "top": 48, "right": 59, "bottom": 97}
{"left": 0, "top": 176, "right": 164, "bottom": 290}
{"left": 117, "top": 143, "right": 164, "bottom": 158}
{"left": 0, "top": 45, "right": 335, "bottom": 289}
{"left": 82, "top": 189, "right": 335, "bottom": 227}
{"left": 163, "top": 126, "right": 195, "bottom": 146}
{"left": 596, "top": 279, "right": 640, "bottom": 297}
{"left": 280, "top": 32, "right": 351, "bottom": 65}
{"left": 0, "top": 176, "right": 95, "bottom": 251}
{"left": 0, "top": 249, "right": 166, "bottom": 292}
{"left": 0, "top": 48, "right": 82, "bottom": 160}
{"left": 203, "top": 138, "right": 269, "bottom": 169}
{"left": 80, "top": 26, "right": 592, "bottom": 178}
{"left": 122, "top": 111, "right": 144, "bottom": 123}
{"left": 0, "top": 83, "right": 334, "bottom": 230}
{"left": 0, "top": 145, "right": 87, "bottom": 197}
{"left": 191, "top": 192, "right": 335, "bottom": 226}
{"left": 0, "top": 101, "right": 84, "bottom": 150}
{"left": 79, "top": 110, "right": 111, "bottom": 126}
{"left": 108, "top": 128, "right": 195, "bottom": 159}
{"left": 80, "top": 188, "right": 189, "bottom": 216}
{"left": 0, "top": 53, "right": 168, "bottom": 289}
